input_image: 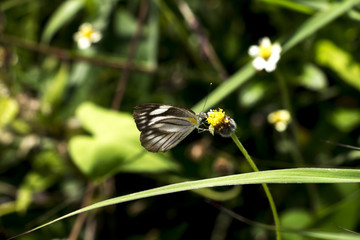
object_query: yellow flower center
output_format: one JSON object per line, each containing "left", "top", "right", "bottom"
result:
{"left": 81, "top": 25, "right": 94, "bottom": 38}
{"left": 259, "top": 45, "right": 272, "bottom": 60}
{"left": 207, "top": 109, "right": 228, "bottom": 128}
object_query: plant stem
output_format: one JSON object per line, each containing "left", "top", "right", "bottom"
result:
{"left": 231, "top": 133, "right": 281, "bottom": 240}
{"left": 111, "top": 0, "right": 149, "bottom": 110}
{"left": 275, "top": 72, "right": 321, "bottom": 211}
{"left": 275, "top": 72, "right": 304, "bottom": 165}
{"left": 0, "top": 34, "right": 155, "bottom": 73}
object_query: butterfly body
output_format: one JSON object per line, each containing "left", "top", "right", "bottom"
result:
{"left": 133, "top": 104, "right": 204, "bottom": 152}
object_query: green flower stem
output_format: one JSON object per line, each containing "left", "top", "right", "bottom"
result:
{"left": 231, "top": 133, "right": 281, "bottom": 240}
{"left": 275, "top": 72, "right": 304, "bottom": 165}
{"left": 275, "top": 72, "right": 321, "bottom": 211}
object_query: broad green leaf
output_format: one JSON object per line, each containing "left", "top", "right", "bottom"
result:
{"left": 11, "top": 168, "right": 360, "bottom": 239}
{"left": 281, "top": 209, "right": 312, "bottom": 229}
{"left": 281, "top": 209, "right": 312, "bottom": 240}
{"left": 0, "top": 96, "right": 18, "bottom": 128}
{"left": 298, "top": 64, "right": 327, "bottom": 90}
{"left": 41, "top": 0, "right": 85, "bottom": 43}
{"left": 328, "top": 108, "right": 360, "bottom": 132}
{"left": 315, "top": 40, "right": 360, "bottom": 91}
{"left": 69, "top": 102, "right": 180, "bottom": 180}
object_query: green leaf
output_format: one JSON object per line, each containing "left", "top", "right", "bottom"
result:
{"left": 16, "top": 151, "right": 65, "bottom": 213}
{"left": 114, "top": 9, "right": 138, "bottom": 36}
{"left": 298, "top": 64, "right": 328, "bottom": 90}
{"left": 12, "top": 168, "right": 360, "bottom": 239}
{"left": 41, "top": 0, "right": 85, "bottom": 44}
{"left": 0, "top": 96, "right": 18, "bottom": 128}
{"left": 281, "top": 209, "right": 312, "bottom": 240}
{"left": 300, "top": 230, "right": 360, "bottom": 240}
{"left": 315, "top": 39, "right": 360, "bottom": 91}
{"left": 281, "top": 209, "right": 312, "bottom": 228}
{"left": 69, "top": 102, "right": 180, "bottom": 180}
{"left": 238, "top": 81, "right": 267, "bottom": 107}
{"left": 260, "top": 0, "right": 317, "bottom": 14}
{"left": 41, "top": 63, "right": 69, "bottom": 114}
{"left": 328, "top": 108, "right": 360, "bottom": 132}
{"left": 168, "top": 175, "right": 241, "bottom": 201}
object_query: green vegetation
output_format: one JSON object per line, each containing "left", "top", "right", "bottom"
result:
{"left": 1, "top": 0, "right": 360, "bottom": 239}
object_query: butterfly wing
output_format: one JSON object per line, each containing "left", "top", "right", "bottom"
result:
{"left": 133, "top": 104, "right": 199, "bottom": 152}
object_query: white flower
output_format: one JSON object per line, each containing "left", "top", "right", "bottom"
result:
{"left": 73, "top": 23, "right": 102, "bottom": 49}
{"left": 267, "top": 109, "right": 291, "bottom": 132}
{"left": 248, "top": 37, "right": 282, "bottom": 72}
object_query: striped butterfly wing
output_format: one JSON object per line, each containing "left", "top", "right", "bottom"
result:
{"left": 133, "top": 104, "right": 200, "bottom": 152}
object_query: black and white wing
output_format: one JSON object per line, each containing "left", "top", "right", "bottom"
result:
{"left": 133, "top": 104, "right": 200, "bottom": 152}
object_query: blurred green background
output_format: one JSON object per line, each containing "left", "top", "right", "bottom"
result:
{"left": 1, "top": 0, "right": 360, "bottom": 239}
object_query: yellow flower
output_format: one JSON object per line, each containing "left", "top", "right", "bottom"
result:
{"left": 207, "top": 109, "right": 226, "bottom": 128}
{"left": 267, "top": 109, "right": 291, "bottom": 132}
{"left": 206, "top": 109, "right": 236, "bottom": 137}
{"left": 73, "top": 23, "right": 102, "bottom": 49}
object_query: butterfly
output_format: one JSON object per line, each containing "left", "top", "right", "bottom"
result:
{"left": 133, "top": 103, "right": 206, "bottom": 152}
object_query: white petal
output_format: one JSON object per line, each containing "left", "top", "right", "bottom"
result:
{"left": 252, "top": 57, "right": 266, "bottom": 71}
{"left": 80, "top": 23, "right": 92, "bottom": 30}
{"left": 268, "top": 53, "right": 280, "bottom": 64}
{"left": 77, "top": 38, "right": 91, "bottom": 49}
{"left": 275, "top": 122, "right": 287, "bottom": 132}
{"left": 264, "top": 61, "right": 277, "bottom": 72}
{"left": 260, "top": 37, "right": 271, "bottom": 47}
{"left": 90, "top": 32, "right": 102, "bottom": 42}
{"left": 272, "top": 43, "right": 282, "bottom": 54}
{"left": 248, "top": 45, "right": 259, "bottom": 57}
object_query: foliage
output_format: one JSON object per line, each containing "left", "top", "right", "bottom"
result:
{"left": 1, "top": 0, "right": 360, "bottom": 239}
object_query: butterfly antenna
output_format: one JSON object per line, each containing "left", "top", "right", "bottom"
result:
{"left": 323, "top": 140, "right": 360, "bottom": 151}
{"left": 201, "top": 83, "right": 212, "bottom": 113}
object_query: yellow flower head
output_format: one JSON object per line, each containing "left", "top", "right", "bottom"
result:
{"left": 267, "top": 109, "right": 291, "bottom": 132}
{"left": 207, "top": 109, "right": 227, "bottom": 127}
{"left": 206, "top": 109, "right": 236, "bottom": 137}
